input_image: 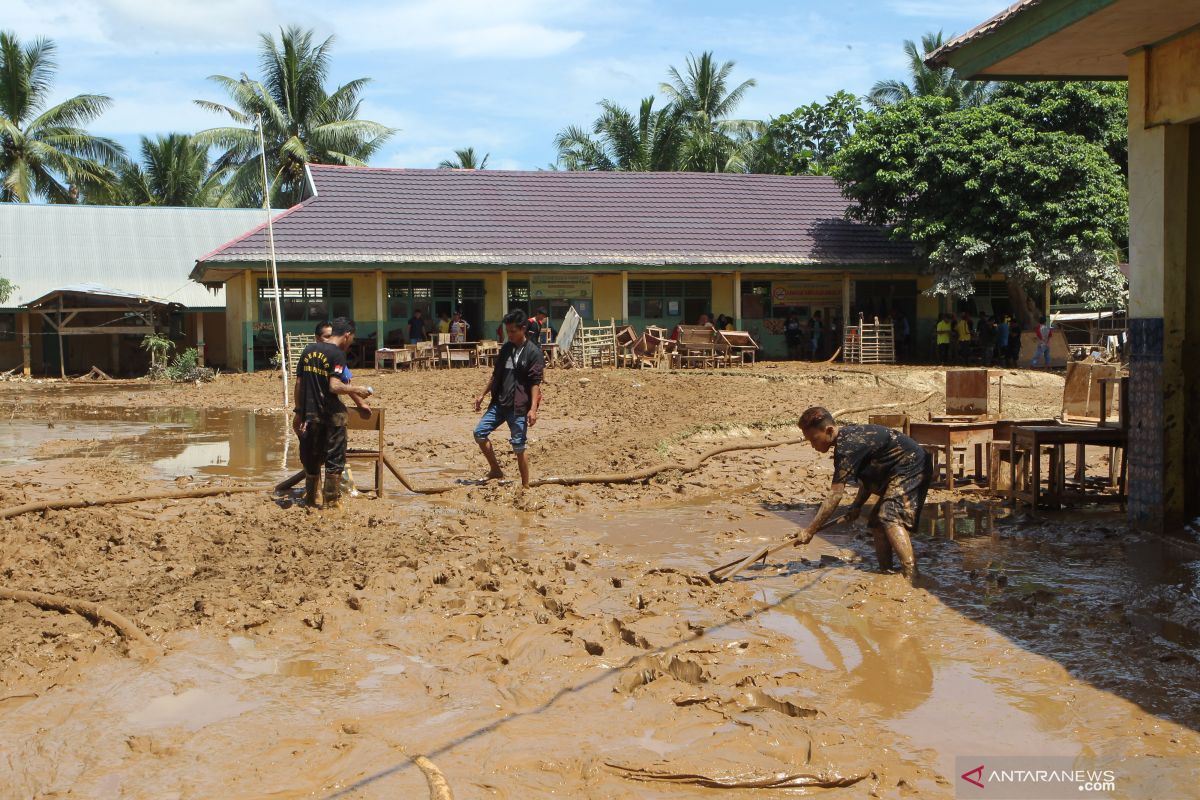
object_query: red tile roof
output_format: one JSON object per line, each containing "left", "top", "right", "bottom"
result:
{"left": 197, "top": 165, "right": 913, "bottom": 268}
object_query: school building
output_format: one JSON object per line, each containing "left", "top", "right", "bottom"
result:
{"left": 192, "top": 164, "right": 1009, "bottom": 369}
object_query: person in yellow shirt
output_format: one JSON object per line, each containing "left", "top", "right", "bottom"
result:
{"left": 935, "top": 315, "right": 952, "bottom": 363}
{"left": 437, "top": 312, "right": 451, "bottom": 336}
{"left": 955, "top": 312, "right": 973, "bottom": 363}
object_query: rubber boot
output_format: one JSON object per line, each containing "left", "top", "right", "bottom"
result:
{"left": 303, "top": 474, "right": 320, "bottom": 507}
{"left": 871, "top": 526, "right": 895, "bottom": 572}
{"left": 322, "top": 472, "right": 343, "bottom": 510}
{"left": 884, "top": 524, "right": 919, "bottom": 585}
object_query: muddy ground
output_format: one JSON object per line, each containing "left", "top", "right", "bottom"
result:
{"left": 1, "top": 363, "right": 1198, "bottom": 799}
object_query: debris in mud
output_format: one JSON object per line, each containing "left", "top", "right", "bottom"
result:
{"left": 606, "top": 761, "right": 869, "bottom": 790}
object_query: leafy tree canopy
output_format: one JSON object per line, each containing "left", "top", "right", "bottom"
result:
{"left": 832, "top": 93, "right": 1128, "bottom": 309}
{"left": 755, "top": 91, "right": 864, "bottom": 175}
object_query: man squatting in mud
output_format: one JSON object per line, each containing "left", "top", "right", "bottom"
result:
{"left": 293, "top": 317, "right": 372, "bottom": 509}
{"left": 797, "top": 407, "right": 932, "bottom": 583}
{"left": 474, "top": 310, "right": 544, "bottom": 487}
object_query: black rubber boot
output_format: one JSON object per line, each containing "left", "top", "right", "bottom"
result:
{"left": 322, "top": 472, "right": 343, "bottom": 510}
{"left": 303, "top": 474, "right": 320, "bottom": 507}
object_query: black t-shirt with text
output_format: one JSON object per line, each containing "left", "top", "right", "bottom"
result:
{"left": 832, "top": 423, "right": 926, "bottom": 489}
{"left": 296, "top": 342, "right": 348, "bottom": 421}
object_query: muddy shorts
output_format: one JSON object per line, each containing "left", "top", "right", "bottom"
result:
{"left": 299, "top": 412, "right": 347, "bottom": 475}
{"left": 867, "top": 452, "right": 932, "bottom": 531}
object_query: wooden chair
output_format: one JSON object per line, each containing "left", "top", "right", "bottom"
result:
{"left": 615, "top": 325, "right": 639, "bottom": 367}
{"left": 344, "top": 407, "right": 387, "bottom": 498}
{"left": 412, "top": 340, "right": 434, "bottom": 370}
{"left": 868, "top": 413, "right": 910, "bottom": 436}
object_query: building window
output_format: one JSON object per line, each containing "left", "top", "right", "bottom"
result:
{"left": 387, "top": 280, "right": 485, "bottom": 320}
{"left": 741, "top": 280, "right": 772, "bottom": 319}
{"left": 507, "top": 280, "right": 530, "bottom": 310}
{"left": 0, "top": 313, "right": 14, "bottom": 342}
{"left": 258, "top": 279, "right": 352, "bottom": 323}
{"left": 628, "top": 280, "right": 711, "bottom": 321}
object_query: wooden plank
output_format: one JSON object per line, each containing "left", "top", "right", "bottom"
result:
{"left": 946, "top": 369, "right": 989, "bottom": 416}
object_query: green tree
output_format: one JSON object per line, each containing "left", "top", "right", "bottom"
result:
{"left": 94, "top": 134, "right": 227, "bottom": 206}
{"left": 555, "top": 96, "right": 683, "bottom": 171}
{"left": 832, "top": 96, "right": 1127, "bottom": 317}
{"left": 660, "top": 51, "right": 759, "bottom": 172}
{"left": 195, "top": 26, "right": 396, "bottom": 206}
{"left": 754, "top": 91, "right": 864, "bottom": 175}
{"left": 0, "top": 277, "right": 15, "bottom": 303}
{"left": 438, "top": 147, "right": 490, "bottom": 169}
{"left": 868, "top": 31, "right": 993, "bottom": 110}
{"left": 0, "top": 31, "right": 124, "bottom": 203}
{"left": 991, "top": 81, "right": 1129, "bottom": 174}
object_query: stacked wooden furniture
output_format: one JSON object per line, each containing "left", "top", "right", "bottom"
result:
{"left": 675, "top": 324, "right": 721, "bottom": 369}
{"left": 1008, "top": 362, "right": 1127, "bottom": 514}
{"left": 286, "top": 333, "right": 312, "bottom": 375}
{"left": 570, "top": 319, "right": 618, "bottom": 368}
{"left": 842, "top": 315, "right": 895, "bottom": 364}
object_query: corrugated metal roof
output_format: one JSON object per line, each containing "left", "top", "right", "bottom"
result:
{"left": 24, "top": 283, "right": 177, "bottom": 307}
{"left": 0, "top": 204, "right": 271, "bottom": 309}
{"left": 195, "top": 166, "right": 914, "bottom": 270}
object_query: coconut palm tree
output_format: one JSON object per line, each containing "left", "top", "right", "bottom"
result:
{"left": 438, "top": 147, "right": 490, "bottom": 169}
{"left": 195, "top": 26, "right": 396, "bottom": 207}
{"left": 555, "top": 96, "right": 684, "bottom": 171}
{"left": 111, "top": 134, "right": 227, "bottom": 206}
{"left": 0, "top": 31, "right": 124, "bottom": 203}
{"left": 868, "top": 31, "right": 993, "bottom": 110}
{"left": 659, "top": 51, "right": 759, "bottom": 172}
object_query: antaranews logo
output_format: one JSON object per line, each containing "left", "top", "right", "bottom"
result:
{"left": 955, "top": 757, "right": 1118, "bottom": 799}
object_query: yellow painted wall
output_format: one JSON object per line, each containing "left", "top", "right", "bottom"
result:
{"left": 711, "top": 274, "right": 735, "bottom": 317}
{"left": 1147, "top": 27, "right": 1200, "bottom": 127}
{"left": 484, "top": 273, "right": 505, "bottom": 321}
{"left": 225, "top": 272, "right": 247, "bottom": 370}
{"left": 593, "top": 274, "right": 623, "bottom": 321}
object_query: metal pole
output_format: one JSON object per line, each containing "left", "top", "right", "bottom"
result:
{"left": 256, "top": 112, "right": 288, "bottom": 409}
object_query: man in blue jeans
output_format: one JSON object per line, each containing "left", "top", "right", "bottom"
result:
{"left": 474, "top": 309, "right": 544, "bottom": 487}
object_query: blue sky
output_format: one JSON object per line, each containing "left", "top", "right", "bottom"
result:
{"left": 8, "top": 0, "right": 1011, "bottom": 171}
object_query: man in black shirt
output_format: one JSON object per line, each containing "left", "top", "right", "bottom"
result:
{"left": 293, "top": 317, "right": 371, "bottom": 508}
{"left": 474, "top": 309, "right": 544, "bottom": 487}
{"left": 797, "top": 407, "right": 932, "bottom": 583}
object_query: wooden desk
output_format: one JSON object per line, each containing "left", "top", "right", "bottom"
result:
{"left": 541, "top": 342, "right": 559, "bottom": 366}
{"left": 908, "top": 420, "right": 995, "bottom": 489}
{"left": 375, "top": 348, "right": 411, "bottom": 372}
{"left": 443, "top": 341, "right": 479, "bottom": 368}
{"left": 1009, "top": 425, "right": 1127, "bottom": 514}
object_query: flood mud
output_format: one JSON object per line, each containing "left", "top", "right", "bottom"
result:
{"left": 1, "top": 365, "right": 1197, "bottom": 798}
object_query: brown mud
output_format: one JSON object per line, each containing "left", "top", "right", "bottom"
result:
{"left": 1, "top": 363, "right": 1198, "bottom": 798}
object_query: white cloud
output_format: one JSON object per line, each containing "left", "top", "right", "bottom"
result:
{"left": 320, "top": 0, "right": 587, "bottom": 59}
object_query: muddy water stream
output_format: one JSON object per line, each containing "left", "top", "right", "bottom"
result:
{"left": 2, "top": 400, "right": 1199, "bottom": 797}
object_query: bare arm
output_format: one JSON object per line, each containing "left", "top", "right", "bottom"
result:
{"left": 799, "top": 482, "right": 847, "bottom": 543}
{"left": 475, "top": 375, "right": 494, "bottom": 412}
{"left": 527, "top": 384, "right": 542, "bottom": 426}
{"left": 329, "top": 376, "right": 369, "bottom": 400}
{"left": 846, "top": 483, "right": 871, "bottom": 522}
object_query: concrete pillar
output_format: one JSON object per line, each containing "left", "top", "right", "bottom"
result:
{"left": 733, "top": 271, "right": 742, "bottom": 328}
{"left": 841, "top": 272, "right": 851, "bottom": 325}
{"left": 243, "top": 269, "right": 255, "bottom": 373}
{"left": 621, "top": 271, "right": 629, "bottom": 322}
{"left": 196, "top": 313, "right": 206, "bottom": 367}
{"left": 375, "top": 270, "right": 385, "bottom": 346}
{"left": 1126, "top": 51, "right": 1193, "bottom": 530}
{"left": 19, "top": 311, "right": 30, "bottom": 376}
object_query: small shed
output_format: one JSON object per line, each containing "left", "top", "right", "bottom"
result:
{"left": 21, "top": 284, "right": 181, "bottom": 378}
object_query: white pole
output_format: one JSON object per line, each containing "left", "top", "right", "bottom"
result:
{"left": 257, "top": 112, "right": 288, "bottom": 410}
